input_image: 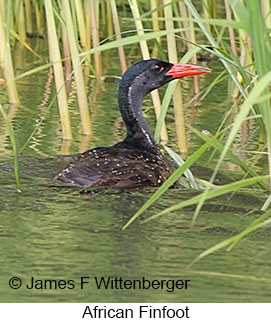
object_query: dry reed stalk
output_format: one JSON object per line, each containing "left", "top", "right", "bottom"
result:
{"left": 129, "top": 0, "right": 169, "bottom": 143}
{"left": 34, "top": 1, "right": 42, "bottom": 34}
{"left": 179, "top": 1, "right": 190, "bottom": 43}
{"left": 164, "top": 0, "right": 188, "bottom": 156}
{"left": 150, "top": 0, "right": 161, "bottom": 57}
{"left": 101, "top": 0, "right": 106, "bottom": 27}
{"left": 24, "top": 0, "right": 33, "bottom": 35}
{"left": 0, "top": 0, "right": 6, "bottom": 22}
{"left": 44, "top": 0, "right": 72, "bottom": 140}
{"left": 202, "top": 0, "right": 211, "bottom": 31}
{"left": 74, "top": 0, "right": 87, "bottom": 48}
{"left": 62, "top": 0, "right": 92, "bottom": 135}
{"left": 0, "top": 7, "right": 19, "bottom": 103}
{"left": 79, "top": 134, "right": 93, "bottom": 154}
{"left": 230, "top": 5, "right": 253, "bottom": 99}
{"left": 61, "top": 16, "right": 72, "bottom": 94}
{"left": 81, "top": 0, "right": 91, "bottom": 82}
{"left": 7, "top": 0, "right": 15, "bottom": 44}
{"left": 60, "top": 138, "right": 73, "bottom": 156}
{"left": 17, "top": 0, "right": 26, "bottom": 41}
{"left": 110, "top": 0, "right": 127, "bottom": 73}
{"left": 224, "top": 0, "right": 237, "bottom": 57}
{"left": 188, "top": 11, "right": 199, "bottom": 95}
{"left": 129, "top": 0, "right": 149, "bottom": 56}
{"left": 106, "top": 0, "right": 113, "bottom": 39}
{"left": 0, "top": 8, "right": 5, "bottom": 64}
{"left": 179, "top": 2, "right": 200, "bottom": 95}
{"left": 150, "top": 0, "right": 160, "bottom": 41}
{"left": 84, "top": 0, "right": 92, "bottom": 64}
{"left": 89, "top": 0, "right": 102, "bottom": 76}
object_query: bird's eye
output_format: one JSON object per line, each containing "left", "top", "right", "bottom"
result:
{"left": 153, "top": 64, "right": 164, "bottom": 73}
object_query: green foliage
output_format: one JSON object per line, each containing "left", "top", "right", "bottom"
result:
{"left": 0, "top": 0, "right": 271, "bottom": 262}
{"left": 123, "top": 0, "right": 271, "bottom": 263}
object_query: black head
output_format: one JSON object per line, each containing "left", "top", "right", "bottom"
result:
{"left": 120, "top": 59, "right": 211, "bottom": 95}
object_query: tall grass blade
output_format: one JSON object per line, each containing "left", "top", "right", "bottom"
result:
{"left": 163, "top": 145, "right": 199, "bottom": 190}
{"left": 246, "top": 0, "right": 271, "bottom": 186}
{"left": 191, "top": 71, "right": 271, "bottom": 225}
{"left": 122, "top": 143, "right": 209, "bottom": 229}
{"left": 190, "top": 209, "right": 271, "bottom": 267}
{"left": 184, "top": 0, "right": 246, "bottom": 98}
{"left": 144, "top": 176, "right": 268, "bottom": 223}
{"left": 189, "top": 126, "right": 269, "bottom": 190}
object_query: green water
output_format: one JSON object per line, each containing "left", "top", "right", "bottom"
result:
{"left": 0, "top": 41, "right": 270, "bottom": 303}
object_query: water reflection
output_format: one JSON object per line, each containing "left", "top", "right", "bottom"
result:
{"left": 0, "top": 42, "right": 269, "bottom": 303}
{"left": 0, "top": 156, "right": 270, "bottom": 302}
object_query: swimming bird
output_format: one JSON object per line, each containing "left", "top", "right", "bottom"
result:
{"left": 55, "top": 59, "right": 211, "bottom": 189}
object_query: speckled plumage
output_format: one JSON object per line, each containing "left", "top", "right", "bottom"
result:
{"left": 56, "top": 145, "right": 172, "bottom": 188}
{"left": 55, "top": 59, "right": 211, "bottom": 188}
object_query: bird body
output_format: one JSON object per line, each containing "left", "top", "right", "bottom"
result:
{"left": 57, "top": 145, "right": 171, "bottom": 188}
{"left": 55, "top": 59, "right": 211, "bottom": 189}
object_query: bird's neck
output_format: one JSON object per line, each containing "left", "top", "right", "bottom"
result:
{"left": 118, "top": 80, "right": 160, "bottom": 154}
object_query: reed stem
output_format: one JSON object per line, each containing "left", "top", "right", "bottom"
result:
{"left": 17, "top": 0, "right": 26, "bottom": 41}
{"left": 44, "top": 0, "right": 72, "bottom": 140}
{"left": 110, "top": 0, "right": 127, "bottom": 73}
{"left": 164, "top": 0, "right": 187, "bottom": 156}
{"left": 224, "top": 0, "right": 237, "bottom": 57}
{"left": 62, "top": 0, "right": 92, "bottom": 135}
{"left": 24, "top": 0, "right": 33, "bottom": 35}
{"left": 74, "top": 0, "right": 87, "bottom": 49}
{"left": 89, "top": 0, "right": 102, "bottom": 76}
{"left": 61, "top": 11, "right": 72, "bottom": 93}
{"left": 34, "top": 1, "right": 42, "bottom": 34}
{"left": 0, "top": 0, "right": 5, "bottom": 22}
{"left": 0, "top": 2, "right": 19, "bottom": 104}
{"left": 179, "top": 2, "right": 200, "bottom": 95}
{"left": 106, "top": 0, "right": 113, "bottom": 39}
{"left": 84, "top": 0, "right": 92, "bottom": 66}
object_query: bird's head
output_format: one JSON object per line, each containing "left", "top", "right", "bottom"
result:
{"left": 121, "top": 59, "right": 211, "bottom": 94}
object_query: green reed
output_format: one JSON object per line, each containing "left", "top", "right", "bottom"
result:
{"left": 123, "top": 0, "right": 271, "bottom": 263}
{"left": 0, "top": 1, "right": 271, "bottom": 257}
{"left": 0, "top": 0, "right": 19, "bottom": 104}
{"left": 44, "top": 0, "right": 72, "bottom": 140}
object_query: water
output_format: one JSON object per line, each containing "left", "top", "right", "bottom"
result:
{"left": 0, "top": 41, "right": 270, "bottom": 303}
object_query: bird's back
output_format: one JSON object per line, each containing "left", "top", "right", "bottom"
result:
{"left": 55, "top": 146, "right": 172, "bottom": 189}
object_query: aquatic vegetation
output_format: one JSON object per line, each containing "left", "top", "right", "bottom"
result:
{"left": 0, "top": 0, "right": 271, "bottom": 263}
